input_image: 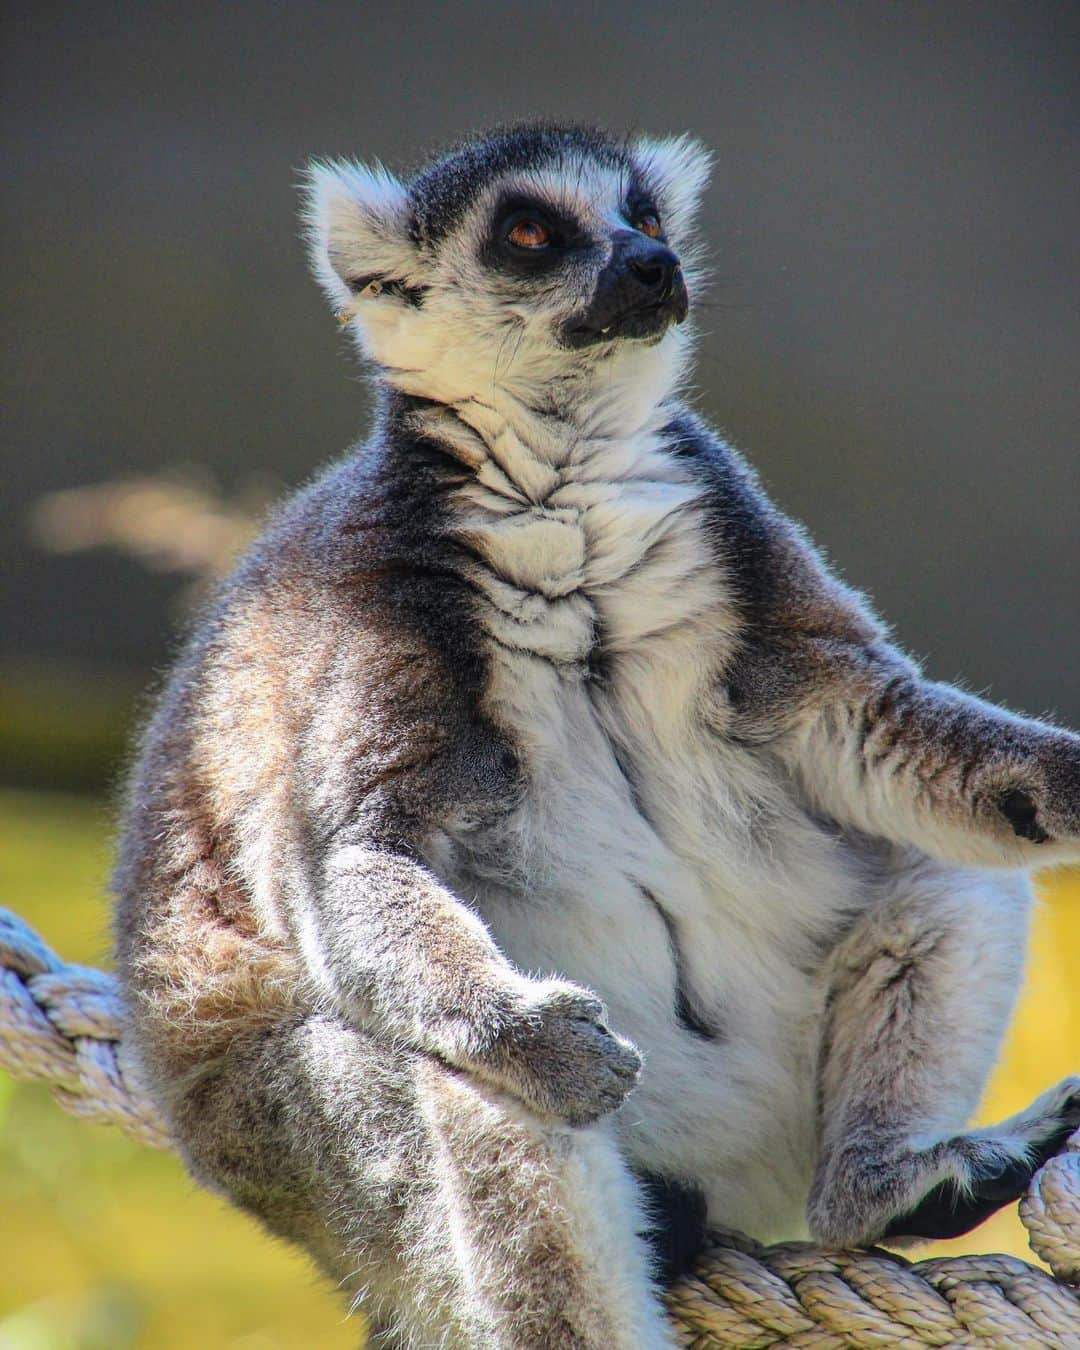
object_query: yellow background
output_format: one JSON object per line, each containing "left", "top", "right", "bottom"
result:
{"left": 2, "top": 788, "right": 1077, "bottom": 1348}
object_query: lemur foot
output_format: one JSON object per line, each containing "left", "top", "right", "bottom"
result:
{"left": 884, "top": 1078, "right": 1080, "bottom": 1241}
{"left": 810, "top": 1076, "right": 1080, "bottom": 1247}
{"left": 479, "top": 981, "right": 642, "bottom": 1126}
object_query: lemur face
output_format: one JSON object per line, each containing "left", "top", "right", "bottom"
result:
{"left": 304, "top": 124, "right": 711, "bottom": 409}
{"left": 478, "top": 172, "right": 689, "bottom": 350}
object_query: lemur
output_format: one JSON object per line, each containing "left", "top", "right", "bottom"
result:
{"left": 114, "top": 123, "right": 1080, "bottom": 1349}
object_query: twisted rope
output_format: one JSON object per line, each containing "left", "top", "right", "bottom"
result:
{"left": 2, "top": 907, "right": 1078, "bottom": 1346}
{"left": 0, "top": 909, "right": 168, "bottom": 1147}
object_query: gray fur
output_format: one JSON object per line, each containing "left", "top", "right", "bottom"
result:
{"left": 114, "top": 123, "right": 1080, "bottom": 1347}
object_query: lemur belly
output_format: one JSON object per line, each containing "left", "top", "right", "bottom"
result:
{"left": 435, "top": 423, "right": 867, "bottom": 1240}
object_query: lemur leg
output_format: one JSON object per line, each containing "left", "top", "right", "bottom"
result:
{"left": 173, "top": 1014, "right": 674, "bottom": 1350}
{"left": 808, "top": 860, "right": 1080, "bottom": 1247}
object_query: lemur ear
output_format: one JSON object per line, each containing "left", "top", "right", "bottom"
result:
{"left": 632, "top": 135, "right": 713, "bottom": 243}
{"left": 302, "top": 159, "right": 421, "bottom": 309}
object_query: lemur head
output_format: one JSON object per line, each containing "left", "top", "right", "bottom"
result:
{"left": 304, "top": 124, "right": 711, "bottom": 417}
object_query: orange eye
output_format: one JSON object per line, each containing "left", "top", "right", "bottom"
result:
{"left": 635, "top": 212, "right": 662, "bottom": 239}
{"left": 508, "top": 219, "right": 551, "bottom": 249}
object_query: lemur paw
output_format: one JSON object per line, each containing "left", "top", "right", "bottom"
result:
{"left": 991, "top": 732, "right": 1080, "bottom": 851}
{"left": 484, "top": 981, "right": 643, "bottom": 1126}
{"left": 998, "top": 788, "right": 1050, "bottom": 843}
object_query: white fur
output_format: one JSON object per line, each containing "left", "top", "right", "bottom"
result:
{"left": 303, "top": 158, "right": 423, "bottom": 312}
{"left": 413, "top": 387, "right": 857, "bottom": 1238}
{"left": 631, "top": 134, "right": 713, "bottom": 243}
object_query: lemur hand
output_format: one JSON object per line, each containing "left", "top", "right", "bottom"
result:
{"left": 475, "top": 980, "right": 642, "bottom": 1126}
{"left": 982, "top": 726, "right": 1080, "bottom": 854}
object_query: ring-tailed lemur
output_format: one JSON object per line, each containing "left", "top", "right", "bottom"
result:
{"left": 114, "top": 123, "right": 1080, "bottom": 1348}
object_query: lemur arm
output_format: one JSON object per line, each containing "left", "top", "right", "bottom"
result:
{"left": 728, "top": 631, "right": 1080, "bottom": 867}
{"left": 291, "top": 830, "right": 641, "bottom": 1125}
{"left": 675, "top": 413, "right": 1080, "bottom": 868}
{"left": 305, "top": 837, "right": 528, "bottom": 1058}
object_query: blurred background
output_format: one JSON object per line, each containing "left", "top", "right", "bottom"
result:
{"left": 1, "top": 1, "right": 1077, "bottom": 1346}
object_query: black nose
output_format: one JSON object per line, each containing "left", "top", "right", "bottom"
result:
{"left": 628, "top": 250, "right": 679, "bottom": 298}
{"left": 615, "top": 232, "right": 681, "bottom": 301}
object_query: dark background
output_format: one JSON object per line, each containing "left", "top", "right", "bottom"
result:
{"left": 3, "top": 0, "right": 1078, "bottom": 789}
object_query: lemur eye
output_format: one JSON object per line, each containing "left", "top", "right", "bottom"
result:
{"left": 635, "top": 212, "right": 663, "bottom": 239}
{"left": 507, "top": 219, "right": 551, "bottom": 249}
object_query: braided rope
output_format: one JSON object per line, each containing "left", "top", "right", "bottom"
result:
{"left": 2, "top": 908, "right": 1078, "bottom": 1346}
{"left": 0, "top": 909, "right": 168, "bottom": 1147}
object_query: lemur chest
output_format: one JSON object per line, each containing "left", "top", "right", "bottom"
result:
{"left": 457, "top": 447, "right": 728, "bottom": 672}
{"left": 431, "top": 439, "right": 857, "bottom": 1216}
{"left": 445, "top": 436, "right": 853, "bottom": 969}
{"left": 465, "top": 458, "right": 732, "bottom": 871}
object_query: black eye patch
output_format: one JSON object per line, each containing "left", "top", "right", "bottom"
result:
{"left": 623, "top": 188, "right": 667, "bottom": 240}
{"left": 482, "top": 193, "right": 593, "bottom": 274}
